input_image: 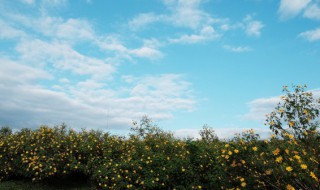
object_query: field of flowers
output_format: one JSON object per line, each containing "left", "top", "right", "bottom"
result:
{"left": 0, "top": 85, "right": 319, "bottom": 190}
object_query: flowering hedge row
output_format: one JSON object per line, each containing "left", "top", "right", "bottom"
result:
{"left": 0, "top": 125, "right": 319, "bottom": 190}
{"left": 0, "top": 85, "right": 319, "bottom": 189}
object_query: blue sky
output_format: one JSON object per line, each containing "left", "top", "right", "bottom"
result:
{"left": 0, "top": 0, "right": 320, "bottom": 139}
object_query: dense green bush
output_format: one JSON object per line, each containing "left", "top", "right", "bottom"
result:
{"left": 0, "top": 85, "right": 319, "bottom": 189}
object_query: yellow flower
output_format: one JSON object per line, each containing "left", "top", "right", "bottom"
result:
{"left": 294, "top": 155, "right": 301, "bottom": 160}
{"left": 265, "top": 169, "right": 272, "bottom": 175}
{"left": 286, "top": 184, "right": 295, "bottom": 190}
{"left": 286, "top": 166, "right": 293, "bottom": 172}
{"left": 301, "top": 164, "right": 307, "bottom": 170}
{"left": 234, "top": 149, "right": 239, "bottom": 153}
{"left": 240, "top": 178, "right": 245, "bottom": 182}
{"left": 241, "top": 182, "right": 246, "bottom": 187}
{"left": 273, "top": 148, "right": 280, "bottom": 156}
{"left": 228, "top": 151, "right": 232, "bottom": 155}
{"left": 276, "top": 156, "right": 283, "bottom": 163}
{"left": 269, "top": 121, "right": 275, "bottom": 125}
{"left": 288, "top": 134, "right": 294, "bottom": 139}
{"left": 252, "top": 147, "right": 258, "bottom": 151}
{"left": 285, "top": 149, "right": 289, "bottom": 154}
{"left": 310, "top": 172, "right": 318, "bottom": 181}
{"left": 198, "top": 186, "right": 202, "bottom": 189}
{"left": 289, "top": 121, "right": 295, "bottom": 127}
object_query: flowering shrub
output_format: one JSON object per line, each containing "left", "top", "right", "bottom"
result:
{"left": 0, "top": 85, "right": 319, "bottom": 189}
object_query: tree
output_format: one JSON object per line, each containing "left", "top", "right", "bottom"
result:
{"left": 266, "top": 85, "right": 320, "bottom": 140}
{"left": 199, "top": 125, "right": 219, "bottom": 143}
{"left": 0, "top": 126, "right": 12, "bottom": 137}
{"left": 130, "top": 115, "right": 173, "bottom": 139}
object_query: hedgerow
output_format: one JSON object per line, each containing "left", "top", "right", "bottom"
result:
{"left": 0, "top": 85, "right": 319, "bottom": 189}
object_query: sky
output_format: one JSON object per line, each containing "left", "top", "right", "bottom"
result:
{"left": 0, "top": 0, "right": 320, "bottom": 139}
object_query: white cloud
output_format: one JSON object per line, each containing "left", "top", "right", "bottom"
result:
{"left": 54, "top": 18, "right": 95, "bottom": 40}
{"left": 243, "top": 15, "right": 264, "bottom": 37}
{"left": 216, "top": 15, "right": 264, "bottom": 38}
{"left": 41, "top": 0, "right": 67, "bottom": 6}
{"left": 0, "top": 71, "right": 195, "bottom": 130}
{"left": 173, "top": 127, "right": 271, "bottom": 140}
{"left": 223, "top": 45, "right": 252, "bottom": 53}
{"left": 20, "top": 0, "right": 36, "bottom": 5}
{"left": 0, "top": 19, "right": 26, "bottom": 39}
{"left": 304, "top": 3, "right": 320, "bottom": 20}
{"left": 299, "top": 27, "right": 320, "bottom": 41}
{"left": 16, "top": 39, "right": 116, "bottom": 79}
{"left": 128, "top": 13, "right": 163, "bottom": 31}
{"left": 97, "top": 36, "right": 163, "bottom": 60}
{"left": 243, "top": 88, "right": 320, "bottom": 122}
{"left": 174, "top": 129, "right": 201, "bottom": 139}
{"left": 165, "top": 0, "right": 212, "bottom": 29}
{"left": 129, "top": 0, "right": 214, "bottom": 30}
{"left": 130, "top": 46, "right": 163, "bottom": 59}
{"left": 243, "top": 97, "right": 280, "bottom": 121}
{"left": 96, "top": 36, "right": 128, "bottom": 52}
{"left": 19, "top": 0, "right": 67, "bottom": 7}
{"left": 0, "top": 58, "right": 52, "bottom": 85}
{"left": 278, "top": 0, "right": 311, "bottom": 19}
{"left": 169, "top": 25, "right": 219, "bottom": 44}
{"left": 8, "top": 14, "right": 95, "bottom": 42}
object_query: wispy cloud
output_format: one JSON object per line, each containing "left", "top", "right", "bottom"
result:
{"left": 243, "top": 89, "right": 320, "bottom": 122}
{"left": 128, "top": 13, "right": 164, "bottom": 31}
{"left": 278, "top": 0, "right": 311, "bottom": 20}
{"left": 20, "top": 0, "right": 36, "bottom": 4}
{"left": 128, "top": 0, "right": 225, "bottom": 45}
{"left": 243, "top": 97, "right": 280, "bottom": 121}
{"left": 277, "top": 1, "right": 320, "bottom": 42}
{"left": 16, "top": 39, "right": 116, "bottom": 79}
{"left": 304, "top": 3, "right": 320, "bottom": 20}
{"left": 0, "top": 58, "right": 52, "bottom": 85}
{"left": 129, "top": 0, "right": 213, "bottom": 30}
{"left": 173, "top": 127, "right": 271, "bottom": 140}
{"left": 0, "top": 19, "right": 27, "bottom": 39}
{"left": 169, "top": 25, "right": 219, "bottom": 44}
{"left": 7, "top": 14, "right": 95, "bottom": 42}
{"left": 299, "top": 28, "right": 320, "bottom": 41}
{"left": 162, "top": 0, "right": 213, "bottom": 29}
{"left": 97, "top": 36, "right": 163, "bottom": 60}
{"left": 243, "top": 15, "right": 264, "bottom": 37}
{"left": 223, "top": 45, "right": 252, "bottom": 53}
